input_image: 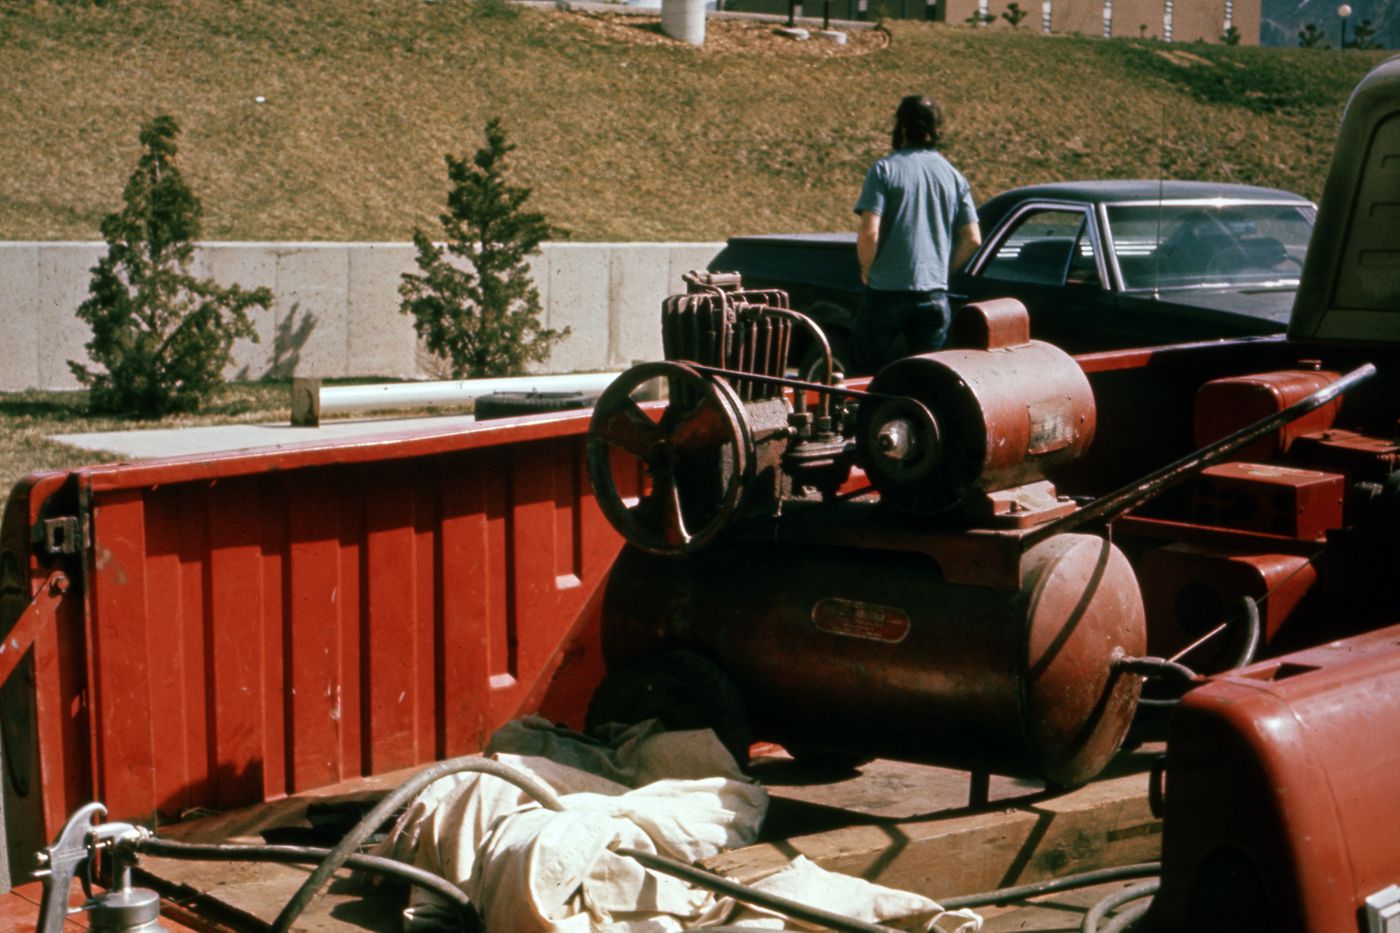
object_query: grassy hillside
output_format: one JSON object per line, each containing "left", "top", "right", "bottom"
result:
{"left": 0, "top": 0, "right": 1383, "bottom": 244}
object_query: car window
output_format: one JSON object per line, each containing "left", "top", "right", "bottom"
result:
{"left": 980, "top": 209, "right": 1094, "bottom": 287}
{"left": 1107, "top": 203, "right": 1314, "bottom": 291}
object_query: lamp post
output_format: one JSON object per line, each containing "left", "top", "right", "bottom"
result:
{"left": 1338, "top": 3, "right": 1352, "bottom": 49}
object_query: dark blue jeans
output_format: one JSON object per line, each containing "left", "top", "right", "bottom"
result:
{"left": 858, "top": 288, "right": 952, "bottom": 373}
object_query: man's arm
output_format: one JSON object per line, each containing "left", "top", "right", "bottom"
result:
{"left": 950, "top": 222, "right": 982, "bottom": 272}
{"left": 857, "top": 210, "right": 881, "bottom": 285}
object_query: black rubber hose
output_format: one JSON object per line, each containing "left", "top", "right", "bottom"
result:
{"left": 133, "top": 836, "right": 473, "bottom": 916}
{"left": 271, "top": 756, "right": 565, "bottom": 932}
{"left": 1135, "top": 595, "right": 1261, "bottom": 711}
{"left": 1081, "top": 880, "right": 1160, "bottom": 933}
{"left": 614, "top": 846, "right": 904, "bottom": 933}
{"left": 939, "top": 862, "right": 1162, "bottom": 909}
{"left": 1115, "top": 656, "right": 1198, "bottom": 685}
{"left": 1229, "top": 595, "right": 1262, "bottom": 670}
{"left": 1097, "top": 899, "right": 1153, "bottom": 933}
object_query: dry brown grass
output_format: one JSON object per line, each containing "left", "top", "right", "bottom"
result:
{"left": 0, "top": 0, "right": 1384, "bottom": 493}
{"left": 0, "top": 1, "right": 1382, "bottom": 245}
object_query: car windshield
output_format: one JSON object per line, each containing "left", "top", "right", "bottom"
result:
{"left": 1106, "top": 202, "right": 1315, "bottom": 291}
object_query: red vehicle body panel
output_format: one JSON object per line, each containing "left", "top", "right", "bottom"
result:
{"left": 1, "top": 412, "right": 632, "bottom": 878}
{"left": 1154, "top": 623, "right": 1400, "bottom": 933}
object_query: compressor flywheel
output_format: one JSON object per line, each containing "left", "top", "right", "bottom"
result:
{"left": 587, "top": 360, "right": 754, "bottom": 556}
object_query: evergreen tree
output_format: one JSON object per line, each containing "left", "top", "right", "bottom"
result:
{"left": 71, "top": 115, "right": 271, "bottom": 415}
{"left": 1001, "top": 2, "right": 1028, "bottom": 28}
{"left": 1298, "top": 22, "right": 1328, "bottom": 46}
{"left": 1350, "top": 18, "right": 1381, "bottom": 48}
{"left": 401, "top": 119, "right": 568, "bottom": 378}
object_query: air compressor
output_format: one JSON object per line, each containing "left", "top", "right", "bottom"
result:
{"left": 583, "top": 276, "right": 1146, "bottom": 787}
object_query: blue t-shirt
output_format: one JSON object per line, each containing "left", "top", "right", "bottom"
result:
{"left": 854, "top": 147, "right": 977, "bottom": 292}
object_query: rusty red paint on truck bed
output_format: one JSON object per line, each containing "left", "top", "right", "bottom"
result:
{"left": 1, "top": 411, "right": 627, "bottom": 877}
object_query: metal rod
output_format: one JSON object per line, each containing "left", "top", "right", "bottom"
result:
{"left": 1022, "top": 362, "right": 1376, "bottom": 549}
{"left": 940, "top": 861, "right": 1161, "bottom": 909}
{"left": 614, "top": 846, "right": 902, "bottom": 933}
{"left": 755, "top": 306, "right": 837, "bottom": 418}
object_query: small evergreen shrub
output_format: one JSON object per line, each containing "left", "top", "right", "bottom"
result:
{"left": 400, "top": 119, "right": 568, "bottom": 379}
{"left": 71, "top": 115, "right": 272, "bottom": 416}
{"left": 1298, "top": 22, "right": 1328, "bottom": 46}
{"left": 1001, "top": 2, "right": 1027, "bottom": 29}
{"left": 1349, "top": 19, "right": 1381, "bottom": 49}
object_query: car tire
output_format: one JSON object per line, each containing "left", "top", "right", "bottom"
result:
{"left": 473, "top": 391, "right": 597, "bottom": 420}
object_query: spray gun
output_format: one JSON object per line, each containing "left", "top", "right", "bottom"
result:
{"left": 33, "top": 802, "right": 171, "bottom": 933}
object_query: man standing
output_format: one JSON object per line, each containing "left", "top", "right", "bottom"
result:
{"left": 855, "top": 95, "right": 981, "bottom": 371}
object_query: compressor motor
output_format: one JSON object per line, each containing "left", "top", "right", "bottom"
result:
{"left": 584, "top": 275, "right": 1145, "bottom": 786}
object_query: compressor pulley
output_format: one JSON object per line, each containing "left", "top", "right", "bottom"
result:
{"left": 587, "top": 360, "right": 753, "bottom": 556}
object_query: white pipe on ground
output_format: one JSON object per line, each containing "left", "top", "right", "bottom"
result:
{"left": 292, "top": 372, "right": 623, "bottom": 425}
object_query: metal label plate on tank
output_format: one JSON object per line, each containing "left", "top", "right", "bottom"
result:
{"left": 811, "top": 597, "right": 911, "bottom": 643}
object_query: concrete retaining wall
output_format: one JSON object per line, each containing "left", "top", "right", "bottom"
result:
{"left": 0, "top": 241, "right": 726, "bottom": 391}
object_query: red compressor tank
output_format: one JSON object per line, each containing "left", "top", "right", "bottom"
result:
{"left": 593, "top": 530, "right": 1145, "bottom": 787}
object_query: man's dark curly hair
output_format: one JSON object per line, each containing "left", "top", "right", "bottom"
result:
{"left": 892, "top": 95, "right": 943, "bottom": 150}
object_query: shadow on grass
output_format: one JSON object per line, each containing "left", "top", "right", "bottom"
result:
{"left": 0, "top": 395, "right": 90, "bottom": 420}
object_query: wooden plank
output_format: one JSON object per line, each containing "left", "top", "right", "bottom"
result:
{"left": 703, "top": 755, "right": 1162, "bottom": 903}
{"left": 750, "top": 754, "right": 1045, "bottom": 822}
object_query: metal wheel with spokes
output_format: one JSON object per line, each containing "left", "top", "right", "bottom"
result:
{"left": 586, "top": 361, "right": 753, "bottom": 556}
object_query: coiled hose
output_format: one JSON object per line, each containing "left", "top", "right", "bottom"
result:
{"left": 271, "top": 756, "right": 565, "bottom": 931}
{"left": 1080, "top": 879, "right": 1160, "bottom": 933}
{"left": 1128, "top": 594, "right": 1261, "bottom": 710}
{"left": 132, "top": 836, "right": 473, "bottom": 916}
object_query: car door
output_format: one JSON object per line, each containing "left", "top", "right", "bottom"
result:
{"left": 953, "top": 203, "right": 1115, "bottom": 353}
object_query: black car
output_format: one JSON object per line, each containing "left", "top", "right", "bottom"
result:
{"left": 956, "top": 180, "right": 1315, "bottom": 354}
{"left": 707, "top": 180, "right": 1315, "bottom": 372}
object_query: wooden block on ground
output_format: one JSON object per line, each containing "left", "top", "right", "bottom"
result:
{"left": 703, "top": 749, "right": 1163, "bottom": 903}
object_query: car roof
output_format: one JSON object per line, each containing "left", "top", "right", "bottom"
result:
{"left": 977, "top": 179, "right": 1312, "bottom": 230}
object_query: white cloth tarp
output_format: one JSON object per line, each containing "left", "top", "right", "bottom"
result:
{"left": 371, "top": 716, "right": 981, "bottom": 932}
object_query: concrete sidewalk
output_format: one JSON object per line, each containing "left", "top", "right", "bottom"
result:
{"left": 53, "top": 413, "right": 486, "bottom": 461}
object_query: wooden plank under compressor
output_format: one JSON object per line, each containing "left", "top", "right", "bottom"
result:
{"left": 701, "top": 767, "right": 1162, "bottom": 905}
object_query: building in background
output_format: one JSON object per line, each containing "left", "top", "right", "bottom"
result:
{"left": 733, "top": 0, "right": 1259, "bottom": 44}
